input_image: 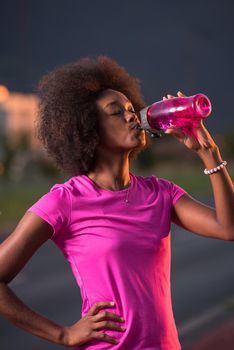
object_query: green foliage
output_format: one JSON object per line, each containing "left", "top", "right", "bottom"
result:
{"left": 223, "top": 132, "right": 234, "bottom": 157}
{"left": 0, "top": 131, "right": 60, "bottom": 182}
{"left": 0, "top": 181, "right": 54, "bottom": 232}
{"left": 133, "top": 146, "right": 156, "bottom": 172}
{"left": 1, "top": 130, "right": 234, "bottom": 232}
{"left": 0, "top": 133, "right": 15, "bottom": 179}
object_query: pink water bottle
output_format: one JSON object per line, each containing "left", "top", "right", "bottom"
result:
{"left": 139, "top": 93, "right": 212, "bottom": 137}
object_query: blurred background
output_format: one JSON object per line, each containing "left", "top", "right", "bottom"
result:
{"left": 0, "top": 0, "right": 234, "bottom": 349}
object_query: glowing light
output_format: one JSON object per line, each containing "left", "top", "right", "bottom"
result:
{"left": 0, "top": 85, "right": 10, "bottom": 103}
{"left": 169, "top": 106, "right": 185, "bottom": 113}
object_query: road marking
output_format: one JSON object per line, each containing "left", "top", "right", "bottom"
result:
{"left": 177, "top": 296, "right": 234, "bottom": 336}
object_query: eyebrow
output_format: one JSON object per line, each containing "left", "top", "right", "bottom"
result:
{"left": 104, "top": 100, "right": 132, "bottom": 109}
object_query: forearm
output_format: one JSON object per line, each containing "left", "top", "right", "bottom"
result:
{"left": 0, "top": 282, "right": 66, "bottom": 346}
{"left": 197, "top": 145, "right": 234, "bottom": 236}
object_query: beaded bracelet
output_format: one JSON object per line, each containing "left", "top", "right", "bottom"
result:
{"left": 204, "top": 160, "right": 227, "bottom": 175}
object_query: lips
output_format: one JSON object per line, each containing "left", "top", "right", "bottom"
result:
{"left": 130, "top": 122, "right": 142, "bottom": 130}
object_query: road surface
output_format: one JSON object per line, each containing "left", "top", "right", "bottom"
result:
{"left": 0, "top": 214, "right": 234, "bottom": 349}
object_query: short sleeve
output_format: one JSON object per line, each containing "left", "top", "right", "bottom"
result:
{"left": 154, "top": 176, "right": 187, "bottom": 206}
{"left": 27, "top": 184, "right": 71, "bottom": 241}
{"left": 169, "top": 181, "right": 187, "bottom": 206}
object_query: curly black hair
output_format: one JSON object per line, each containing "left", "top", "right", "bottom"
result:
{"left": 36, "top": 55, "right": 151, "bottom": 176}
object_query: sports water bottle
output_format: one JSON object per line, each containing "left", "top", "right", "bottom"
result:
{"left": 138, "top": 93, "right": 212, "bottom": 137}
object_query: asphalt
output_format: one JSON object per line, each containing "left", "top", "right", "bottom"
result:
{"left": 0, "top": 216, "right": 234, "bottom": 349}
{"left": 187, "top": 316, "right": 234, "bottom": 350}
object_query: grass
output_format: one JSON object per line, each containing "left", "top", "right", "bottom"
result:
{"left": 0, "top": 161, "right": 233, "bottom": 232}
{"left": 134, "top": 160, "right": 234, "bottom": 197}
{"left": 0, "top": 180, "right": 56, "bottom": 232}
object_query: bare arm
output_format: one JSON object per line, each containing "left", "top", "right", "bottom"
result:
{"left": 165, "top": 92, "right": 234, "bottom": 240}
{"left": 0, "top": 211, "right": 126, "bottom": 347}
{"left": 171, "top": 141, "right": 234, "bottom": 241}
{"left": 0, "top": 211, "right": 65, "bottom": 345}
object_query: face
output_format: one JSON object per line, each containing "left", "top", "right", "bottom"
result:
{"left": 95, "top": 89, "right": 146, "bottom": 154}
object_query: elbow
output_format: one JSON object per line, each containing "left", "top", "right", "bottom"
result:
{"left": 223, "top": 227, "right": 234, "bottom": 241}
{"left": 0, "top": 280, "right": 8, "bottom": 287}
{"left": 0, "top": 279, "right": 7, "bottom": 285}
{"left": 227, "top": 236, "right": 234, "bottom": 242}
{"left": 0, "top": 275, "right": 10, "bottom": 285}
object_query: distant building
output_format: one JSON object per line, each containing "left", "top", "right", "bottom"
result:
{"left": 0, "top": 87, "right": 41, "bottom": 149}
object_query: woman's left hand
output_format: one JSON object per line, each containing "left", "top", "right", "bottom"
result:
{"left": 163, "top": 91, "right": 218, "bottom": 154}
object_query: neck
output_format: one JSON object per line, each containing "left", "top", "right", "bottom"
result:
{"left": 86, "top": 152, "right": 131, "bottom": 191}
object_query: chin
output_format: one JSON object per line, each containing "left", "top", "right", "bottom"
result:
{"left": 131, "top": 139, "right": 146, "bottom": 151}
{"left": 138, "top": 134, "right": 147, "bottom": 147}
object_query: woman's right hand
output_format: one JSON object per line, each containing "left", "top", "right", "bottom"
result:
{"left": 61, "top": 301, "right": 126, "bottom": 347}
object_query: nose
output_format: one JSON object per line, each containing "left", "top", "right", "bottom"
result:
{"left": 125, "top": 110, "right": 139, "bottom": 124}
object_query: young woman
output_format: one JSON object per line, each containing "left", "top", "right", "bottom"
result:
{"left": 0, "top": 56, "right": 233, "bottom": 350}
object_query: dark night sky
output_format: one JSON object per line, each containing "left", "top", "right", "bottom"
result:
{"left": 1, "top": 0, "right": 234, "bottom": 132}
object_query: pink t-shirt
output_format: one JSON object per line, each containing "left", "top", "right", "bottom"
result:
{"left": 27, "top": 172, "right": 187, "bottom": 349}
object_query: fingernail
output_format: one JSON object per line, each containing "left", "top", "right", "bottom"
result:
{"left": 110, "top": 302, "right": 115, "bottom": 305}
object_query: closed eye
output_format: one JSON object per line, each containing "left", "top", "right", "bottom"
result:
{"left": 111, "top": 107, "right": 136, "bottom": 116}
{"left": 111, "top": 110, "right": 122, "bottom": 115}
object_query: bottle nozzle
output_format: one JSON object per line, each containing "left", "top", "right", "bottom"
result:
{"left": 194, "top": 94, "right": 212, "bottom": 118}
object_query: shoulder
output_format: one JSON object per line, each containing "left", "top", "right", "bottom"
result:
{"left": 131, "top": 173, "right": 187, "bottom": 205}
{"left": 48, "top": 175, "right": 83, "bottom": 199}
{"left": 132, "top": 172, "right": 172, "bottom": 191}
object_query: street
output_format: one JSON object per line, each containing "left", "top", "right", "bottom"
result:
{"left": 0, "top": 219, "right": 234, "bottom": 349}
